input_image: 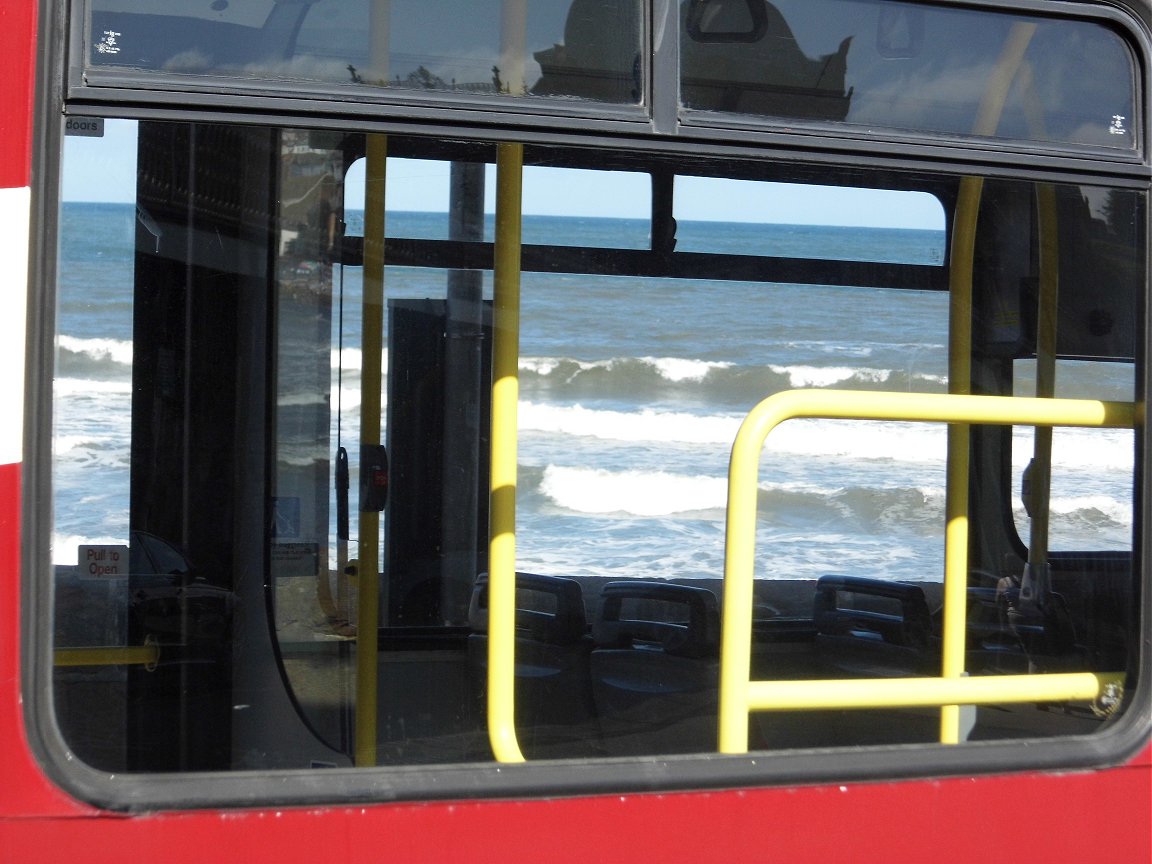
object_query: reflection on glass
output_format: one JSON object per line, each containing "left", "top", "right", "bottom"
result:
{"left": 681, "top": 0, "right": 853, "bottom": 120}
{"left": 88, "top": 0, "right": 643, "bottom": 105}
{"left": 680, "top": 0, "right": 1136, "bottom": 148}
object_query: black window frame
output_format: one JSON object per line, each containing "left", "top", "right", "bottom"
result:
{"left": 64, "top": 0, "right": 1149, "bottom": 169}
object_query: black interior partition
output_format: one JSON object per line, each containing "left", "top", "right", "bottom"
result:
{"left": 384, "top": 299, "right": 492, "bottom": 627}
{"left": 126, "top": 122, "right": 277, "bottom": 770}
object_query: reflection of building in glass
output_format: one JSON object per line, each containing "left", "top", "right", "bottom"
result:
{"left": 680, "top": 0, "right": 852, "bottom": 120}
{"left": 532, "top": 0, "right": 642, "bottom": 103}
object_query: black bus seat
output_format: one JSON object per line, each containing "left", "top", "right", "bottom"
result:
{"left": 589, "top": 581, "right": 720, "bottom": 755}
{"left": 812, "top": 575, "right": 936, "bottom": 677}
{"left": 467, "top": 572, "right": 596, "bottom": 757}
{"left": 746, "top": 575, "right": 940, "bottom": 749}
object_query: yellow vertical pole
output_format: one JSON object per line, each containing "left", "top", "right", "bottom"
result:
{"left": 940, "top": 21, "right": 1037, "bottom": 744}
{"left": 355, "top": 134, "right": 387, "bottom": 767}
{"left": 1026, "top": 183, "right": 1059, "bottom": 581}
{"left": 488, "top": 142, "right": 526, "bottom": 763}
{"left": 942, "top": 176, "right": 979, "bottom": 744}
{"left": 351, "top": 0, "right": 391, "bottom": 771}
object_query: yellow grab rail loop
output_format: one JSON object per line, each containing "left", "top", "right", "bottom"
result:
{"left": 718, "top": 389, "right": 1135, "bottom": 754}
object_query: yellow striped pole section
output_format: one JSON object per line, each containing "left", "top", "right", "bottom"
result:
{"left": 354, "top": 133, "right": 387, "bottom": 768}
{"left": 717, "top": 389, "right": 1134, "bottom": 754}
{"left": 487, "top": 142, "right": 526, "bottom": 763}
{"left": 943, "top": 172, "right": 979, "bottom": 744}
{"left": 54, "top": 645, "right": 160, "bottom": 668}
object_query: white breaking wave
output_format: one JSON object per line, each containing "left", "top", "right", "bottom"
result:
{"left": 1046, "top": 493, "right": 1131, "bottom": 523}
{"left": 521, "top": 401, "right": 740, "bottom": 444}
{"left": 520, "top": 355, "right": 731, "bottom": 383}
{"left": 521, "top": 401, "right": 1135, "bottom": 474}
{"left": 771, "top": 364, "right": 888, "bottom": 388}
{"left": 54, "top": 377, "right": 133, "bottom": 396}
{"left": 643, "top": 356, "right": 733, "bottom": 382}
{"left": 329, "top": 346, "right": 387, "bottom": 374}
{"left": 53, "top": 435, "right": 130, "bottom": 463}
{"left": 57, "top": 335, "right": 133, "bottom": 366}
{"left": 540, "top": 465, "right": 728, "bottom": 516}
{"left": 521, "top": 401, "right": 947, "bottom": 461}
{"left": 278, "top": 391, "right": 331, "bottom": 408}
{"left": 1034, "top": 427, "right": 1137, "bottom": 472}
{"left": 520, "top": 356, "right": 589, "bottom": 376}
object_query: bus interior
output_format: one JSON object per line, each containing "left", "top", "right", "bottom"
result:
{"left": 50, "top": 123, "right": 1142, "bottom": 773}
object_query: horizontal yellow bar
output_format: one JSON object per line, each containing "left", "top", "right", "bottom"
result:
{"left": 738, "top": 391, "right": 1134, "bottom": 439}
{"left": 747, "top": 672, "right": 1123, "bottom": 712}
{"left": 54, "top": 645, "right": 160, "bottom": 668}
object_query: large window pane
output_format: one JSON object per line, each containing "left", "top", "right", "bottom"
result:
{"left": 52, "top": 120, "right": 1143, "bottom": 775}
{"left": 88, "top": 0, "right": 643, "bottom": 105}
{"left": 680, "top": 0, "right": 1136, "bottom": 148}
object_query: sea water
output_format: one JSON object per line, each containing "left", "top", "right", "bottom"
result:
{"left": 54, "top": 204, "right": 1135, "bottom": 584}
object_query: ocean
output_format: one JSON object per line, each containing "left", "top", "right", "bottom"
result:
{"left": 54, "top": 203, "right": 1135, "bottom": 585}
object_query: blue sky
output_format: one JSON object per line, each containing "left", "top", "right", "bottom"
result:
{"left": 64, "top": 119, "right": 944, "bottom": 229}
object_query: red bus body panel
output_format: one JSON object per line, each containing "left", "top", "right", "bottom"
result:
{"left": 0, "top": 0, "right": 35, "bottom": 189}
{"left": 1, "top": 751, "right": 1149, "bottom": 863}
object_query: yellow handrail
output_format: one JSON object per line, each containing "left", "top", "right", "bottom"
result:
{"left": 718, "top": 389, "right": 1136, "bottom": 754}
{"left": 746, "top": 672, "right": 1124, "bottom": 712}
{"left": 487, "top": 142, "right": 526, "bottom": 763}
{"left": 54, "top": 644, "right": 160, "bottom": 668}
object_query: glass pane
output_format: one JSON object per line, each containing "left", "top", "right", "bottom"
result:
{"left": 680, "top": 0, "right": 1137, "bottom": 148}
{"left": 52, "top": 119, "right": 1143, "bottom": 775}
{"left": 88, "top": 0, "right": 643, "bottom": 105}
{"left": 352, "top": 158, "right": 653, "bottom": 249}
{"left": 673, "top": 176, "right": 945, "bottom": 261}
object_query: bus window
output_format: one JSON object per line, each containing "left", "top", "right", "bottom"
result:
{"left": 51, "top": 117, "right": 1143, "bottom": 777}
{"left": 87, "top": 0, "right": 644, "bottom": 105}
{"left": 680, "top": 0, "right": 1136, "bottom": 149}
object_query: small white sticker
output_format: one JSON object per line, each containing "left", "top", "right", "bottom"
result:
{"left": 96, "top": 30, "right": 121, "bottom": 55}
{"left": 1109, "top": 114, "right": 1127, "bottom": 136}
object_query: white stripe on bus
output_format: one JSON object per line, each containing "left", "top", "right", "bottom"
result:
{"left": 0, "top": 185, "right": 29, "bottom": 465}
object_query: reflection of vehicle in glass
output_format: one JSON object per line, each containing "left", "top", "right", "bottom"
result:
{"left": 5, "top": 0, "right": 1150, "bottom": 860}
{"left": 128, "top": 531, "right": 233, "bottom": 648}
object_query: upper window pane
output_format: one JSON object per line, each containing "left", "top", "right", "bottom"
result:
{"left": 680, "top": 0, "right": 1137, "bottom": 149}
{"left": 88, "top": 0, "right": 643, "bottom": 105}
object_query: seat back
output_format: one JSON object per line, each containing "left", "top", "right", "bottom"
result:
{"left": 590, "top": 581, "right": 720, "bottom": 755}
{"left": 467, "top": 572, "right": 595, "bottom": 758}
